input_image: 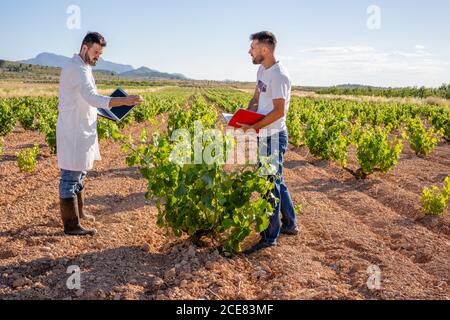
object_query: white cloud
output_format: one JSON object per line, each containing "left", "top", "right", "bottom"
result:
{"left": 284, "top": 45, "right": 450, "bottom": 87}
{"left": 391, "top": 51, "right": 432, "bottom": 58}
{"left": 278, "top": 55, "right": 294, "bottom": 61}
{"left": 298, "top": 46, "right": 376, "bottom": 54}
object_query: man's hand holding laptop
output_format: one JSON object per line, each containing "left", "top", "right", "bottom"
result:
{"left": 109, "top": 95, "right": 144, "bottom": 108}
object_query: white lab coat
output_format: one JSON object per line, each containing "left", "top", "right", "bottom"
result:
{"left": 56, "top": 54, "right": 111, "bottom": 171}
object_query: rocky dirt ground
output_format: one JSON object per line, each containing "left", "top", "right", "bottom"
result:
{"left": 0, "top": 111, "right": 449, "bottom": 300}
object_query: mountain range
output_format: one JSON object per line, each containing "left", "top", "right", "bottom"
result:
{"left": 21, "top": 52, "right": 187, "bottom": 80}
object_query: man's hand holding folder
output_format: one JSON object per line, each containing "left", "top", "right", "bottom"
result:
{"left": 236, "top": 98, "right": 286, "bottom": 132}
{"left": 225, "top": 109, "right": 265, "bottom": 133}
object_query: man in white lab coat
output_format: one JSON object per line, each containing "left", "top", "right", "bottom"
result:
{"left": 57, "top": 32, "right": 143, "bottom": 236}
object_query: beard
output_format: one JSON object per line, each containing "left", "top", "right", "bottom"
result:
{"left": 252, "top": 56, "right": 263, "bottom": 65}
{"left": 84, "top": 52, "right": 98, "bottom": 66}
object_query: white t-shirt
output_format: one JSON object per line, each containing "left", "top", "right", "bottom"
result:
{"left": 256, "top": 62, "right": 291, "bottom": 137}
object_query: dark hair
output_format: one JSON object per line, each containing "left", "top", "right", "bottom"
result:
{"left": 81, "top": 32, "right": 107, "bottom": 49}
{"left": 250, "top": 31, "right": 277, "bottom": 50}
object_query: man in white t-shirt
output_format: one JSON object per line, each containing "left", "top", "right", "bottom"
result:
{"left": 238, "top": 31, "right": 299, "bottom": 254}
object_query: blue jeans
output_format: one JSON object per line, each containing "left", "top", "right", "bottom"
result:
{"left": 59, "top": 170, "right": 87, "bottom": 199}
{"left": 259, "top": 131, "right": 297, "bottom": 244}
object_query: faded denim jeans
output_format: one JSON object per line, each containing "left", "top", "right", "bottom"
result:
{"left": 59, "top": 169, "right": 87, "bottom": 199}
{"left": 259, "top": 130, "right": 298, "bottom": 244}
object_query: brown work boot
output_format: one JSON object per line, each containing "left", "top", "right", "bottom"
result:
{"left": 60, "top": 197, "right": 97, "bottom": 236}
{"left": 76, "top": 190, "right": 95, "bottom": 222}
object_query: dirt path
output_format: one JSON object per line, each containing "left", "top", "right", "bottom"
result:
{"left": 0, "top": 119, "right": 449, "bottom": 299}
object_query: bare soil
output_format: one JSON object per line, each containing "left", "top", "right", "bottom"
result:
{"left": 0, "top": 117, "right": 449, "bottom": 300}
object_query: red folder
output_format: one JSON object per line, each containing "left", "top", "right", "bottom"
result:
{"left": 227, "top": 109, "right": 265, "bottom": 133}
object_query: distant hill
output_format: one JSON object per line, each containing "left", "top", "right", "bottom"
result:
{"left": 335, "top": 84, "right": 381, "bottom": 89}
{"left": 21, "top": 52, "right": 133, "bottom": 74}
{"left": 0, "top": 59, "right": 119, "bottom": 83}
{"left": 22, "top": 53, "right": 71, "bottom": 69}
{"left": 20, "top": 52, "right": 187, "bottom": 80}
{"left": 120, "top": 66, "right": 187, "bottom": 80}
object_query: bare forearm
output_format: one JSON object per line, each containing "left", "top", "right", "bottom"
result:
{"left": 108, "top": 97, "right": 128, "bottom": 108}
{"left": 247, "top": 98, "right": 258, "bottom": 112}
{"left": 237, "top": 99, "right": 286, "bottom": 132}
{"left": 252, "top": 109, "right": 284, "bottom": 130}
{"left": 108, "top": 95, "right": 144, "bottom": 108}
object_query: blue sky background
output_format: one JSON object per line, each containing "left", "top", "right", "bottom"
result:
{"left": 1, "top": 0, "right": 449, "bottom": 87}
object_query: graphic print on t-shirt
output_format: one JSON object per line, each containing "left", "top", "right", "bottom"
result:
{"left": 257, "top": 80, "right": 267, "bottom": 93}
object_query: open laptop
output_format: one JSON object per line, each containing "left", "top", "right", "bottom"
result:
{"left": 97, "top": 88, "right": 137, "bottom": 122}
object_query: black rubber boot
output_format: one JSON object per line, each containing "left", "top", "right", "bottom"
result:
{"left": 242, "top": 240, "right": 276, "bottom": 255}
{"left": 60, "top": 197, "right": 97, "bottom": 236}
{"left": 280, "top": 225, "right": 300, "bottom": 235}
{"left": 76, "top": 190, "right": 96, "bottom": 222}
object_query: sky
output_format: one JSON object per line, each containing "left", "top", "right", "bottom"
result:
{"left": 0, "top": 0, "right": 449, "bottom": 87}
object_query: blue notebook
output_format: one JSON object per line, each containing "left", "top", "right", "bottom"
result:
{"left": 97, "top": 88, "right": 136, "bottom": 122}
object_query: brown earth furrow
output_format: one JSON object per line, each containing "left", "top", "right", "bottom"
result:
{"left": 282, "top": 150, "right": 449, "bottom": 299}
